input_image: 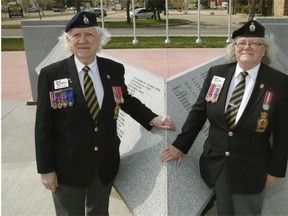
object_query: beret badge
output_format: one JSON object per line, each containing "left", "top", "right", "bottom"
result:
{"left": 249, "top": 22, "right": 256, "bottom": 32}
{"left": 83, "top": 15, "right": 90, "bottom": 24}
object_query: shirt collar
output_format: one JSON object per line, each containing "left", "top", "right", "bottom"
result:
{"left": 235, "top": 63, "right": 260, "bottom": 81}
{"left": 74, "top": 56, "right": 97, "bottom": 74}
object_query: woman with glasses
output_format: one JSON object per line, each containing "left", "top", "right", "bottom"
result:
{"left": 161, "top": 20, "right": 288, "bottom": 215}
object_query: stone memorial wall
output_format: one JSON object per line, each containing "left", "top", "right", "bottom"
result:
{"left": 22, "top": 18, "right": 288, "bottom": 216}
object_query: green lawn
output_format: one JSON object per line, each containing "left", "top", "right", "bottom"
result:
{"left": 2, "top": 36, "right": 229, "bottom": 51}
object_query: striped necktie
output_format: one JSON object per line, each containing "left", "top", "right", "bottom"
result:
{"left": 83, "top": 66, "right": 100, "bottom": 122}
{"left": 225, "top": 71, "right": 248, "bottom": 129}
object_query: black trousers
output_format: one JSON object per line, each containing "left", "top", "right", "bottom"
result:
{"left": 52, "top": 172, "right": 113, "bottom": 216}
{"left": 214, "top": 163, "right": 265, "bottom": 216}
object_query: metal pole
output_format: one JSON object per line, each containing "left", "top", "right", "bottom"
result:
{"left": 100, "top": 0, "right": 105, "bottom": 28}
{"left": 196, "top": 0, "right": 202, "bottom": 44}
{"left": 226, "top": 0, "right": 232, "bottom": 43}
{"left": 164, "top": 0, "right": 171, "bottom": 44}
{"left": 131, "top": 0, "right": 138, "bottom": 44}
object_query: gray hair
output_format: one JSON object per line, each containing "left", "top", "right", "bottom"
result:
{"left": 224, "top": 35, "right": 278, "bottom": 65}
{"left": 58, "top": 26, "right": 111, "bottom": 53}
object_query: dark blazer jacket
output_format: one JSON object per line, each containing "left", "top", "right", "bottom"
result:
{"left": 173, "top": 62, "right": 288, "bottom": 194}
{"left": 35, "top": 55, "right": 157, "bottom": 187}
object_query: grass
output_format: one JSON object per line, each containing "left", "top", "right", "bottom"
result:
{"left": 1, "top": 19, "right": 191, "bottom": 29}
{"left": 2, "top": 36, "right": 228, "bottom": 51}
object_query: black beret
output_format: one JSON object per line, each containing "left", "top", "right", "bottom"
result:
{"left": 232, "top": 20, "right": 265, "bottom": 39}
{"left": 65, "top": 11, "right": 98, "bottom": 32}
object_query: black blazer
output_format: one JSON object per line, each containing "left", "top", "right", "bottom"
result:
{"left": 35, "top": 55, "right": 157, "bottom": 187}
{"left": 173, "top": 63, "right": 288, "bottom": 194}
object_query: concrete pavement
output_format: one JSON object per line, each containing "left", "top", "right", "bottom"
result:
{"left": 2, "top": 49, "right": 224, "bottom": 215}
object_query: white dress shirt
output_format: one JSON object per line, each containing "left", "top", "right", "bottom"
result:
{"left": 75, "top": 56, "right": 104, "bottom": 108}
{"left": 225, "top": 63, "right": 260, "bottom": 123}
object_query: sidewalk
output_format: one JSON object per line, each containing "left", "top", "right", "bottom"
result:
{"left": 1, "top": 49, "right": 223, "bottom": 215}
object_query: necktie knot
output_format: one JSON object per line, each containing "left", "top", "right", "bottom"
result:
{"left": 241, "top": 71, "right": 248, "bottom": 78}
{"left": 83, "top": 66, "right": 90, "bottom": 73}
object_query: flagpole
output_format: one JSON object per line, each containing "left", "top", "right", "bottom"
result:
{"left": 226, "top": 0, "right": 232, "bottom": 43}
{"left": 196, "top": 0, "right": 202, "bottom": 44}
{"left": 100, "top": 0, "right": 105, "bottom": 28}
{"left": 131, "top": 0, "right": 138, "bottom": 44}
{"left": 164, "top": 0, "right": 171, "bottom": 44}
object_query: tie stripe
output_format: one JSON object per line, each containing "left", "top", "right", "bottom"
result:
{"left": 225, "top": 71, "right": 247, "bottom": 129}
{"left": 83, "top": 66, "right": 100, "bottom": 122}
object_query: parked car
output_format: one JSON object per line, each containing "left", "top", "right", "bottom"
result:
{"left": 52, "top": 5, "right": 63, "bottom": 12}
{"left": 65, "top": 7, "right": 76, "bottom": 12}
{"left": 27, "top": 8, "right": 40, "bottom": 13}
{"left": 89, "top": 8, "right": 107, "bottom": 17}
{"left": 129, "top": 8, "right": 154, "bottom": 19}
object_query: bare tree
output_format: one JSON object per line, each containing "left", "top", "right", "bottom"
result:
{"left": 249, "top": 0, "right": 257, "bottom": 20}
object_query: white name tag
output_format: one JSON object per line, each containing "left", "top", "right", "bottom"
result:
{"left": 212, "top": 76, "right": 225, "bottom": 86}
{"left": 54, "top": 78, "right": 69, "bottom": 90}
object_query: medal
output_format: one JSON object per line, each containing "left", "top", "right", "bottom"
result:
{"left": 49, "top": 91, "right": 57, "bottom": 109}
{"left": 205, "top": 76, "right": 225, "bottom": 103}
{"left": 114, "top": 104, "right": 120, "bottom": 119}
{"left": 66, "top": 88, "right": 74, "bottom": 107}
{"left": 255, "top": 112, "right": 268, "bottom": 132}
{"left": 61, "top": 91, "right": 68, "bottom": 108}
{"left": 205, "top": 84, "right": 216, "bottom": 102}
{"left": 112, "top": 86, "right": 124, "bottom": 104}
{"left": 262, "top": 91, "right": 273, "bottom": 111}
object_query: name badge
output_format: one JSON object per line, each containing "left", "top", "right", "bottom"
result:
{"left": 54, "top": 78, "right": 69, "bottom": 90}
{"left": 205, "top": 76, "right": 225, "bottom": 103}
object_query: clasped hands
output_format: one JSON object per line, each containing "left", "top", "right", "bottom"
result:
{"left": 151, "top": 114, "right": 184, "bottom": 165}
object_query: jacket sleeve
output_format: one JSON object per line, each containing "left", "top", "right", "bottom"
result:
{"left": 172, "top": 68, "right": 212, "bottom": 154}
{"left": 117, "top": 64, "right": 158, "bottom": 131}
{"left": 34, "top": 68, "right": 55, "bottom": 174}
{"left": 268, "top": 76, "right": 288, "bottom": 177}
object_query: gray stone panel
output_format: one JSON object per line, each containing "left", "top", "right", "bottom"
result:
{"left": 21, "top": 20, "right": 67, "bottom": 101}
{"left": 256, "top": 18, "right": 288, "bottom": 72}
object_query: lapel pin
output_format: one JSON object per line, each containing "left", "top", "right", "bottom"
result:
{"left": 107, "top": 75, "right": 111, "bottom": 79}
{"left": 260, "top": 84, "right": 264, "bottom": 89}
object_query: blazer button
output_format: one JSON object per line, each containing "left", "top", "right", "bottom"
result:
{"left": 94, "top": 146, "right": 99, "bottom": 151}
{"left": 94, "top": 127, "right": 98, "bottom": 132}
{"left": 225, "top": 151, "right": 230, "bottom": 157}
{"left": 228, "top": 131, "right": 233, "bottom": 136}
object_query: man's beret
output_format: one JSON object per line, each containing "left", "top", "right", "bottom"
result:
{"left": 65, "top": 11, "right": 98, "bottom": 32}
{"left": 232, "top": 20, "right": 265, "bottom": 39}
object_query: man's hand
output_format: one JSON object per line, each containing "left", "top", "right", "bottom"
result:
{"left": 41, "top": 172, "right": 58, "bottom": 192}
{"left": 265, "top": 174, "right": 278, "bottom": 188}
{"left": 161, "top": 146, "right": 184, "bottom": 165}
{"left": 150, "top": 114, "right": 176, "bottom": 131}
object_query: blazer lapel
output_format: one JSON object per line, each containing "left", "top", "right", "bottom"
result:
{"left": 94, "top": 56, "right": 114, "bottom": 121}
{"left": 216, "top": 64, "right": 237, "bottom": 127}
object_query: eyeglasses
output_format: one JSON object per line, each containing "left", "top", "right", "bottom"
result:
{"left": 234, "top": 42, "right": 262, "bottom": 48}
